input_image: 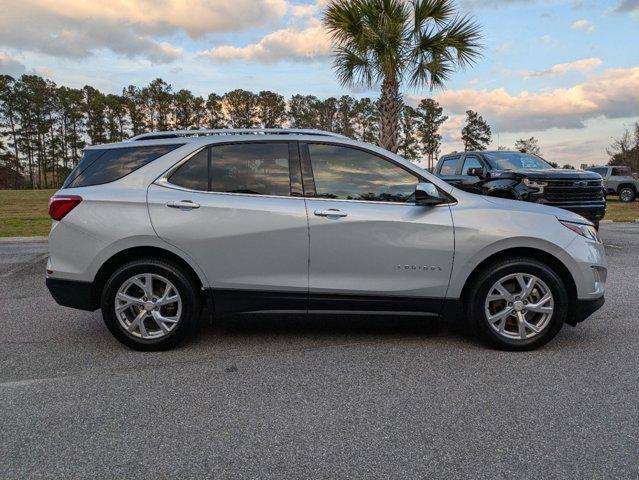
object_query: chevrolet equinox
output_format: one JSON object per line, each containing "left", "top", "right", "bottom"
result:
{"left": 46, "top": 129, "right": 606, "bottom": 351}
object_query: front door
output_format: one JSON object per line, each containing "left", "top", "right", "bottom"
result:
{"left": 302, "top": 142, "right": 455, "bottom": 314}
{"left": 147, "top": 141, "right": 309, "bottom": 312}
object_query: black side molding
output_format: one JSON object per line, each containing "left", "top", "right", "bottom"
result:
{"left": 46, "top": 278, "right": 98, "bottom": 311}
{"left": 209, "top": 289, "right": 447, "bottom": 316}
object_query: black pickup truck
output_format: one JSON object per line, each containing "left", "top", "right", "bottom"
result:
{"left": 435, "top": 150, "right": 606, "bottom": 227}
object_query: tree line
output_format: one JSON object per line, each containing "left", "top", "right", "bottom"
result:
{"left": 0, "top": 75, "right": 461, "bottom": 189}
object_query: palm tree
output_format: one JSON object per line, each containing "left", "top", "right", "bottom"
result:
{"left": 323, "top": 0, "right": 482, "bottom": 153}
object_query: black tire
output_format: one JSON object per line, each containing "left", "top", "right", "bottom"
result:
{"left": 464, "top": 257, "right": 568, "bottom": 351}
{"left": 101, "top": 257, "right": 201, "bottom": 351}
{"left": 618, "top": 186, "right": 636, "bottom": 202}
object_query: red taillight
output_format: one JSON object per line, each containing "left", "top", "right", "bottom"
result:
{"left": 48, "top": 195, "right": 82, "bottom": 221}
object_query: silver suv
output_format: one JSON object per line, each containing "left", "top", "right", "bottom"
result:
{"left": 46, "top": 129, "right": 606, "bottom": 351}
{"left": 587, "top": 165, "right": 638, "bottom": 202}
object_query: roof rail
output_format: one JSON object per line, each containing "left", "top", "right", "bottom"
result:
{"left": 128, "top": 128, "right": 348, "bottom": 141}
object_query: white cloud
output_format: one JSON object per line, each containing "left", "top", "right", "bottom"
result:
{"left": 0, "top": 53, "right": 26, "bottom": 77}
{"left": 0, "top": 0, "right": 287, "bottom": 62}
{"left": 290, "top": 0, "right": 330, "bottom": 17}
{"left": 415, "top": 66, "right": 639, "bottom": 133}
{"left": 520, "top": 57, "right": 603, "bottom": 78}
{"left": 200, "top": 18, "right": 332, "bottom": 63}
{"left": 571, "top": 19, "right": 594, "bottom": 33}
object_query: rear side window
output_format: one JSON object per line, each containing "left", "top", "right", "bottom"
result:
{"left": 66, "top": 144, "right": 183, "bottom": 188}
{"left": 589, "top": 167, "right": 607, "bottom": 177}
{"left": 168, "top": 142, "right": 292, "bottom": 196}
{"left": 439, "top": 158, "right": 459, "bottom": 175}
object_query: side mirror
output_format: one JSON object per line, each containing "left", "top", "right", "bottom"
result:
{"left": 415, "top": 182, "right": 446, "bottom": 206}
{"left": 466, "top": 167, "right": 485, "bottom": 178}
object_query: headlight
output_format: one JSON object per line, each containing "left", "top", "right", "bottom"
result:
{"left": 523, "top": 178, "right": 548, "bottom": 188}
{"left": 559, "top": 220, "right": 601, "bottom": 242}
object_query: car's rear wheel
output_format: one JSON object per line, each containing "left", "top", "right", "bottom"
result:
{"left": 101, "top": 258, "right": 201, "bottom": 351}
{"left": 465, "top": 257, "right": 568, "bottom": 351}
{"left": 618, "top": 186, "right": 636, "bottom": 202}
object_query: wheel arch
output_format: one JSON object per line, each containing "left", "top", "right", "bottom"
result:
{"left": 617, "top": 183, "right": 636, "bottom": 192}
{"left": 458, "top": 247, "right": 578, "bottom": 322}
{"left": 92, "top": 245, "right": 206, "bottom": 309}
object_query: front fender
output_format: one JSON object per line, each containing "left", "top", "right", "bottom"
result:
{"left": 446, "top": 235, "right": 580, "bottom": 299}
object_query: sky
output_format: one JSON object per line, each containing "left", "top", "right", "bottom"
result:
{"left": 0, "top": 0, "right": 638, "bottom": 167}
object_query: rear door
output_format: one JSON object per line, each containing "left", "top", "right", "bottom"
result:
{"left": 147, "top": 141, "right": 309, "bottom": 312}
{"left": 302, "top": 142, "right": 454, "bottom": 313}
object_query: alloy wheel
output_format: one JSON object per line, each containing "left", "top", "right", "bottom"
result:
{"left": 484, "top": 273, "right": 554, "bottom": 340}
{"left": 115, "top": 273, "right": 182, "bottom": 340}
{"left": 620, "top": 188, "right": 634, "bottom": 202}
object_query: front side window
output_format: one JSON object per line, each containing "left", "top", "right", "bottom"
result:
{"left": 461, "top": 156, "right": 483, "bottom": 176}
{"left": 439, "top": 158, "right": 459, "bottom": 175}
{"left": 611, "top": 167, "right": 630, "bottom": 176}
{"left": 66, "top": 144, "right": 183, "bottom": 188}
{"left": 308, "top": 144, "right": 419, "bottom": 203}
{"left": 589, "top": 167, "right": 607, "bottom": 177}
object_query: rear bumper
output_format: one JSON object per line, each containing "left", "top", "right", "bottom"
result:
{"left": 46, "top": 277, "right": 98, "bottom": 311}
{"left": 566, "top": 296, "right": 605, "bottom": 326}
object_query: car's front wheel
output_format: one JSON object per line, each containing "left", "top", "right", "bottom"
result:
{"left": 101, "top": 258, "right": 201, "bottom": 350}
{"left": 465, "top": 257, "right": 568, "bottom": 351}
{"left": 618, "top": 186, "right": 636, "bottom": 202}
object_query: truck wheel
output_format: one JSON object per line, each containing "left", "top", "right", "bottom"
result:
{"left": 464, "top": 257, "right": 568, "bottom": 351}
{"left": 618, "top": 186, "right": 636, "bottom": 202}
{"left": 101, "top": 258, "right": 201, "bottom": 351}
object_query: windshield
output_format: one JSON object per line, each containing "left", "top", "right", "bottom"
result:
{"left": 484, "top": 151, "right": 553, "bottom": 170}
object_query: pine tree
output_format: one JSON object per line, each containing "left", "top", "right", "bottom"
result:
{"left": 256, "top": 91, "right": 286, "bottom": 128}
{"left": 416, "top": 98, "right": 448, "bottom": 170}
{"left": 397, "top": 106, "right": 421, "bottom": 161}
{"left": 461, "top": 110, "right": 491, "bottom": 151}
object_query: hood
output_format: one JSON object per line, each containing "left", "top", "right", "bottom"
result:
{"left": 481, "top": 194, "right": 592, "bottom": 224}
{"left": 490, "top": 168, "right": 601, "bottom": 180}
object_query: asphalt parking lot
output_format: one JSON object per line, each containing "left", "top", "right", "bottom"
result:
{"left": 1, "top": 223, "right": 638, "bottom": 479}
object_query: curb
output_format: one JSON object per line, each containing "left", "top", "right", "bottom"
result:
{"left": 0, "top": 236, "right": 48, "bottom": 244}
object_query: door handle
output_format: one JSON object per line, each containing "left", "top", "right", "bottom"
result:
{"left": 314, "top": 208, "right": 347, "bottom": 217}
{"left": 166, "top": 200, "right": 200, "bottom": 209}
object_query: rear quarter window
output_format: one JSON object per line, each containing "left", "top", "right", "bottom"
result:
{"left": 65, "top": 144, "right": 183, "bottom": 188}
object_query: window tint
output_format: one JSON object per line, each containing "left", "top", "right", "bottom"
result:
{"left": 589, "top": 167, "right": 607, "bottom": 177}
{"left": 611, "top": 167, "right": 629, "bottom": 176}
{"left": 439, "top": 158, "right": 459, "bottom": 175}
{"left": 308, "top": 144, "right": 419, "bottom": 202}
{"left": 209, "top": 143, "right": 291, "bottom": 196}
{"left": 68, "top": 144, "right": 182, "bottom": 188}
{"left": 461, "top": 156, "right": 483, "bottom": 175}
{"left": 169, "top": 149, "right": 208, "bottom": 191}
{"left": 62, "top": 149, "right": 107, "bottom": 188}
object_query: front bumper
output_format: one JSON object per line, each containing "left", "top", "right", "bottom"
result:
{"left": 566, "top": 296, "right": 605, "bottom": 326}
{"left": 46, "top": 277, "right": 98, "bottom": 311}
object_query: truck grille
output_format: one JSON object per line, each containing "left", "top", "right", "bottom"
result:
{"left": 542, "top": 179, "right": 604, "bottom": 204}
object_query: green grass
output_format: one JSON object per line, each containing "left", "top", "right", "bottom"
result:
{"left": 0, "top": 189, "right": 56, "bottom": 237}
{"left": 0, "top": 189, "right": 637, "bottom": 238}
{"left": 604, "top": 197, "right": 639, "bottom": 223}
